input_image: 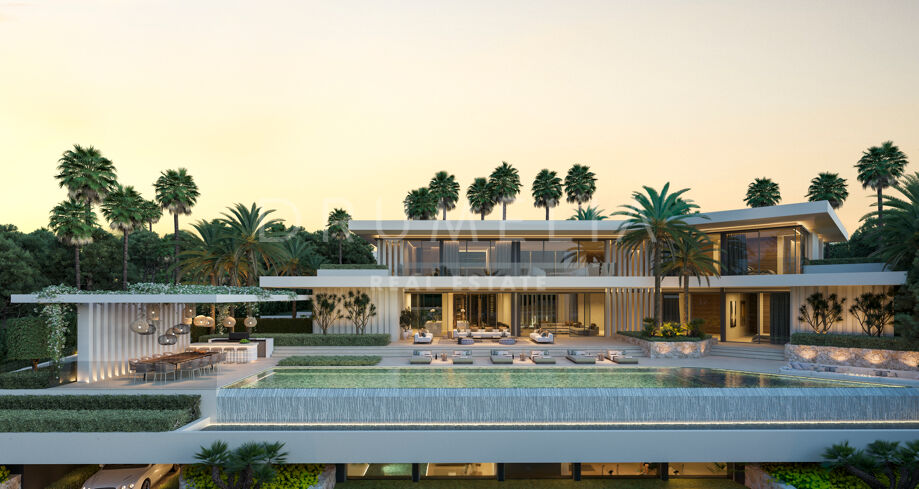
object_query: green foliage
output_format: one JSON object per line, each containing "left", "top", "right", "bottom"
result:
{"left": 798, "top": 292, "right": 846, "bottom": 334}
{"left": 403, "top": 187, "right": 438, "bottom": 220}
{"left": 763, "top": 463, "right": 870, "bottom": 489}
{"left": 0, "top": 235, "right": 43, "bottom": 317}
{"left": 0, "top": 465, "right": 9, "bottom": 483}
{"left": 429, "top": 171, "right": 460, "bottom": 220}
{"left": 568, "top": 205, "right": 608, "bottom": 220}
{"left": 564, "top": 164, "right": 597, "bottom": 209}
{"left": 45, "top": 465, "right": 101, "bottom": 489}
{"left": 319, "top": 264, "right": 387, "bottom": 269}
{"left": 343, "top": 290, "right": 377, "bottom": 334}
{"left": 744, "top": 177, "right": 782, "bottom": 207}
{"left": 0, "top": 393, "right": 199, "bottom": 412}
{"left": 619, "top": 330, "right": 709, "bottom": 342}
{"left": 489, "top": 161, "right": 521, "bottom": 219}
{"left": 277, "top": 355, "right": 382, "bottom": 366}
{"left": 0, "top": 409, "right": 194, "bottom": 432}
{"left": 641, "top": 317, "right": 656, "bottom": 338}
{"left": 194, "top": 441, "right": 289, "bottom": 489}
{"left": 790, "top": 332, "right": 919, "bottom": 352}
{"left": 400, "top": 309, "right": 417, "bottom": 329}
{"left": 822, "top": 440, "right": 918, "bottom": 489}
{"left": 466, "top": 177, "right": 497, "bottom": 220}
{"left": 807, "top": 257, "right": 883, "bottom": 265}
{"left": 4, "top": 316, "right": 50, "bottom": 362}
{"left": 200, "top": 333, "right": 390, "bottom": 346}
{"left": 531, "top": 169, "right": 563, "bottom": 219}
{"left": 246, "top": 318, "right": 312, "bottom": 333}
{"left": 182, "top": 464, "right": 323, "bottom": 489}
{"left": 0, "top": 369, "right": 54, "bottom": 389}
{"left": 312, "top": 293, "right": 343, "bottom": 335}
{"left": 850, "top": 291, "right": 895, "bottom": 336}
{"left": 688, "top": 318, "right": 706, "bottom": 338}
{"left": 806, "top": 172, "right": 849, "bottom": 209}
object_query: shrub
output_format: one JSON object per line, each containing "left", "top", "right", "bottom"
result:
{"left": 688, "top": 318, "right": 705, "bottom": 338}
{"left": 790, "top": 333, "right": 919, "bottom": 352}
{"left": 0, "top": 394, "right": 200, "bottom": 415}
{"left": 641, "top": 317, "right": 656, "bottom": 338}
{"left": 277, "top": 355, "right": 382, "bottom": 366}
{"left": 45, "top": 465, "right": 101, "bottom": 489}
{"left": 319, "top": 264, "right": 387, "bottom": 270}
{"left": 0, "top": 369, "right": 53, "bottom": 389}
{"left": 618, "top": 331, "right": 709, "bottom": 342}
{"left": 199, "top": 333, "right": 390, "bottom": 346}
{"left": 805, "top": 257, "right": 883, "bottom": 266}
{"left": 763, "top": 463, "right": 870, "bottom": 489}
{"left": 0, "top": 465, "right": 9, "bottom": 483}
{"left": 0, "top": 409, "right": 194, "bottom": 432}
{"left": 182, "top": 464, "right": 324, "bottom": 489}
{"left": 798, "top": 292, "right": 845, "bottom": 334}
{"left": 4, "top": 317, "right": 50, "bottom": 365}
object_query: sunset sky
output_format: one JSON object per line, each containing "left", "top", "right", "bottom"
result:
{"left": 1, "top": 0, "right": 917, "bottom": 237}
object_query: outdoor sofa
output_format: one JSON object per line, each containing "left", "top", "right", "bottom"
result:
{"left": 528, "top": 330, "right": 555, "bottom": 344}
{"left": 410, "top": 350, "right": 433, "bottom": 364}
{"left": 566, "top": 349, "right": 597, "bottom": 364}
{"left": 414, "top": 330, "right": 433, "bottom": 344}
{"left": 606, "top": 350, "right": 639, "bottom": 364}
{"left": 490, "top": 349, "right": 514, "bottom": 364}
{"left": 451, "top": 350, "right": 474, "bottom": 364}
{"left": 530, "top": 350, "right": 556, "bottom": 364}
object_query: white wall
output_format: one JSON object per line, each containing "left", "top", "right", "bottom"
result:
{"left": 609, "top": 288, "right": 653, "bottom": 333}
{"left": 791, "top": 285, "right": 895, "bottom": 336}
{"left": 309, "top": 287, "right": 401, "bottom": 341}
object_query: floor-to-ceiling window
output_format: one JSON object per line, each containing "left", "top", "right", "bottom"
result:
{"left": 518, "top": 292, "right": 605, "bottom": 336}
{"left": 453, "top": 293, "right": 498, "bottom": 328}
{"left": 720, "top": 227, "right": 803, "bottom": 275}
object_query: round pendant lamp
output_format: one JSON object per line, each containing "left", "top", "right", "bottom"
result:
{"left": 222, "top": 316, "right": 236, "bottom": 328}
{"left": 172, "top": 323, "right": 190, "bottom": 335}
{"left": 157, "top": 332, "right": 177, "bottom": 346}
{"left": 183, "top": 305, "right": 196, "bottom": 319}
{"left": 244, "top": 316, "right": 258, "bottom": 328}
{"left": 193, "top": 315, "right": 209, "bottom": 327}
{"left": 130, "top": 317, "right": 155, "bottom": 335}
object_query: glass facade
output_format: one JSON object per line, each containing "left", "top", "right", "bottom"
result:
{"left": 719, "top": 226, "right": 804, "bottom": 275}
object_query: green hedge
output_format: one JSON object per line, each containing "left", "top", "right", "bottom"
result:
{"left": 199, "top": 333, "right": 390, "bottom": 346}
{"left": 4, "top": 316, "right": 49, "bottom": 361}
{"left": 0, "top": 394, "right": 200, "bottom": 415}
{"left": 791, "top": 333, "right": 919, "bottom": 352}
{"left": 46, "top": 465, "right": 101, "bottom": 489}
{"left": 319, "top": 264, "right": 388, "bottom": 270}
{"left": 804, "top": 257, "right": 882, "bottom": 265}
{"left": 182, "top": 464, "right": 324, "bottom": 489}
{"left": 248, "top": 318, "right": 312, "bottom": 334}
{"left": 763, "top": 463, "right": 871, "bottom": 489}
{"left": 0, "top": 409, "right": 194, "bottom": 432}
{"left": 617, "top": 331, "right": 710, "bottom": 342}
{"left": 277, "top": 355, "right": 382, "bottom": 366}
{"left": 0, "top": 369, "right": 54, "bottom": 389}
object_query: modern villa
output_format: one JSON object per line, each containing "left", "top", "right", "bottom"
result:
{"left": 2, "top": 200, "right": 917, "bottom": 487}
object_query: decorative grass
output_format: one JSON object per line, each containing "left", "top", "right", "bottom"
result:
{"left": 277, "top": 355, "right": 382, "bottom": 366}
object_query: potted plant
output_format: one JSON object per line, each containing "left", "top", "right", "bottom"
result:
{"left": 399, "top": 309, "right": 415, "bottom": 339}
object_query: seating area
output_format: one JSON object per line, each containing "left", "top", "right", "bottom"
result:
{"left": 528, "top": 329, "right": 555, "bottom": 344}
{"left": 406, "top": 347, "right": 639, "bottom": 366}
{"left": 127, "top": 348, "right": 234, "bottom": 384}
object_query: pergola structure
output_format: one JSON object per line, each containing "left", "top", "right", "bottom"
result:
{"left": 11, "top": 293, "right": 301, "bottom": 383}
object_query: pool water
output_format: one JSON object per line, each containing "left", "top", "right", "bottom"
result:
{"left": 224, "top": 367, "right": 889, "bottom": 389}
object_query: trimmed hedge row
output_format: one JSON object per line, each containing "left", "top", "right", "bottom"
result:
{"left": 4, "top": 316, "right": 49, "bottom": 361}
{"left": 618, "top": 331, "right": 710, "bottom": 342}
{"left": 199, "top": 333, "right": 390, "bottom": 346}
{"left": 804, "top": 257, "right": 882, "bottom": 265}
{"left": 277, "top": 355, "right": 382, "bottom": 366}
{"left": 0, "top": 369, "right": 54, "bottom": 389}
{"left": 0, "top": 394, "right": 200, "bottom": 416}
{"left": 46, "top": 465, "right": 101, "bottom": 489}
{"left": 0, "top": 409, "right": 195, "bottom": 432}
{"left": 790, "top": 333, "right": 919, "bottom": 352}
{"left": 319, "top": 264, "right": 388, "bottom": 270}
{"left": 182, "top": 464, "right": 324, "bottom": 489}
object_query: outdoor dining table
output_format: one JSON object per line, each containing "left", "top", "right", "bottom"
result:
{"left": 138, "top": 351, "right": 213, "bottom": 366}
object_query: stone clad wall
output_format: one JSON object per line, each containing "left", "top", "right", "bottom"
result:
{"left": 616, "top": 334, "right": 717, "bottom": 358}
{"left": 786, "top": 344, "right": 919, "bottom": 371}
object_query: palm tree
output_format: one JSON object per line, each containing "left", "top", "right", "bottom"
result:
{"left": 140, "top": 199, "right": 163, "bottom": 232}
{"left": 403, "top": 187, "right": 437, "bottom": 220}
{"left": 180, "top": 219, "right": 235, "bottom": 285}
{"left": 155, "top": 168, "right": 200, "bottom": 284}
{"left": 49, "top": 200, "right": 97, "bottom": 289}
{"left": 428, "top": 171, "right": 460, "bottom": 220}
{"left": 101, "top": 185, "right": 146, "bottom": 289}
{"left": 614, "top": 183, "right": 699, "bottom": 328}
{"left": 806, "top": 172, "right": 849, "bottom": 209}
{"left": 55, "top": 144, "right": 117, "bottom": 212}
{"left": 220, "top": 203, "right": 284, "bottom": 286}
{"left": 744, "top": 177, "right": 781, "bottom": 207}
{"left": 856, "top": 141, "right": 909, "bottom": 228}
{"left": 568, "top": 205, "right": 608, "bottom": 220}
{"left": 662, "top": 231, "right": 720, "bottom": 324}
{"left": 327, "top": 208, "right": 351, "bottom": 264}
{"left": 564, "top": 164, "right": 597, "bottom": 211}
{"left": 867, "top": 172, "right": 919, "bottom": 270}
{"left": 488, "top": 161, "right": 521, "bottom": 220}
{"left": 531, "top": 169, "right": 562, "bottom": 220}
{"left": 466, "top": 177, "right": 496, "bottom": 220}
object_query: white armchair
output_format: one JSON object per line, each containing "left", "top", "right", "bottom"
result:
{"left": 413, "top": 331, "right": 433, "bottom": 344}
{"left": 529, "top": 330, "right": 555, "bottom": 344}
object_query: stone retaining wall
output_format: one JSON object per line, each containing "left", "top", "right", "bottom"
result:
{"left": 786, "top": 344, "right": 919, "bottom": 371}
{"left": 616, "top": 334, "right": 717, "bottom": 358}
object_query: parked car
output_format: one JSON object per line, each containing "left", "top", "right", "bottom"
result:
{"left": 82, "top": 464, "right": 176, "bottom": 489}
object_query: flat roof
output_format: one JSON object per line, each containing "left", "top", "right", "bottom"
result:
{"left": 349, "top": 201, "right": 848, "bottom": 242}
{"left": 10, "top": 294, "right": 308, "bottom": 304}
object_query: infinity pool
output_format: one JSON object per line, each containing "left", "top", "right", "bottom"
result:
{"left": 224, "top": 367, "right": 888, "bottom": 389}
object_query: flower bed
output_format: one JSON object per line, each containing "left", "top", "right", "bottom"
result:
{"left": 616, "top": 332, "right": 717, "bottom": 358}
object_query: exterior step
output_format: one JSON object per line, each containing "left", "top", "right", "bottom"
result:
{"left": 709, "top": 346, "right": 786, "bottom": 361}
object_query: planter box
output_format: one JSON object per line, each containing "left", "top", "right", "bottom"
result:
{"left": 786, "top": 344, "right": 919, "bottom": 372}
{"left": 616, "top": 334, "right": 717, "bottom": 358}
{"left": 745, "top": 464, "right": 795, "bottom": 489}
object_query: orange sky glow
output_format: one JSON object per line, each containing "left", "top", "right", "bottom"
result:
{"left": 1, "top": 0, "right": 918, "bottom": 237}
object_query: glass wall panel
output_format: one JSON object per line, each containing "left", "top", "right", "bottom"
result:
{"left": 719, "top": 227, "right": 804, "bottom": 275}
{"left": 579, "top": 240, "right": 607, "bottom": 276}
{"left": 410, "top": 294, "right": 442, "bottom": 332}
{"left": 424, "top": 464, "right": 496, "bottom": 478}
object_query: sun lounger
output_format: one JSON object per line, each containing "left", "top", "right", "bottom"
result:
{"left": 530, "top": 350, "right": 556, "bottom": 364}
{"left": 451, "top": 350, "right": 473, "bottom": 364}
{"left": 410, "top": 350, "right": 433, "bottom": 364}
{"left": 606, "top": 349, "right": 638, "bottom": 364}
{"left": 566, "top": 349, "right": 596, "bottom": 364}
{"left": 490, "top": 349, "right": 513, "bottom": 365}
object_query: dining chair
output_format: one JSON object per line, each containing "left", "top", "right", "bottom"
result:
{"left": 152, "top": 362, "right": 176, "bottom": 383}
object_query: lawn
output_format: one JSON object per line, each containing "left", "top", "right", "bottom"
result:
{"left": 337, "top": 479, "right": 743, "bottom": 488}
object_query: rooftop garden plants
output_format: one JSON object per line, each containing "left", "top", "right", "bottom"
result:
{"left": 277, "top": 355, "right": 382, "bottom": 366}
{"left": 0, "top": 394, "right": 200, "bottom": 432}
{"left": 790, "top": 333, "right": 919, "bottom": 352}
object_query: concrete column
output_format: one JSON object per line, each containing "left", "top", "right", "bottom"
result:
{"left": 77, "top": 303, "right": 93, "bottom": 383}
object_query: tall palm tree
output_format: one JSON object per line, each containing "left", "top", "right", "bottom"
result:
{"left": 155, "top": 168, "right": 200, "bottom": 284}
{"left": 806, "top": 172, "right": 849, "bottom": 209}
{"left": 140, "top": 199, "right": 163, "bottom": 232}
{"left": 180, "top": 219, "right": 235, "bottom": 285}
{"left": 220, "top": 203, "right": 284, "bottom": 286}
{"left": 49, "top": 199, "right": 97, "bottom": 289}
{"left": 662, "top": 231, "right": 720, "bottom": 325}
{"left": 614, "top": 183, "right": 699, "bottom": 328}
{"left": 856, "top": 141, "right": 909, "bottom": 228}
{"left": 488, "top": 161, "right": 521, "bottom": 220}
{"left": 744, "top": 177, "right": 781, "bottom": 207}
{"left": 403, "top": 187, "right": 437, "bottom": 220}
{"left": 55, "top": 144, "right": 117, "bottom": 212}
{"left": 867, "top": 172, "right": 919, "bottom": 270}
{"left": 428, "top": 171, "right": 460, "bottom": 220}
{"left": 564, "top": 164, "right": 597, "bottom": 211}
{"left": 101, "top": 185, "right": 146, "bottom": 289}
{"left": 531, "top": 169, "right": 562, "bottom": 220}
{"left": 466, "top": 177, "right": 496, "bottom": 220}
{"left": 327, "top": 208, "right": 351, "bottom": 264}
{"left": 568, "top": 205, "right": 608, "bottom": 220}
